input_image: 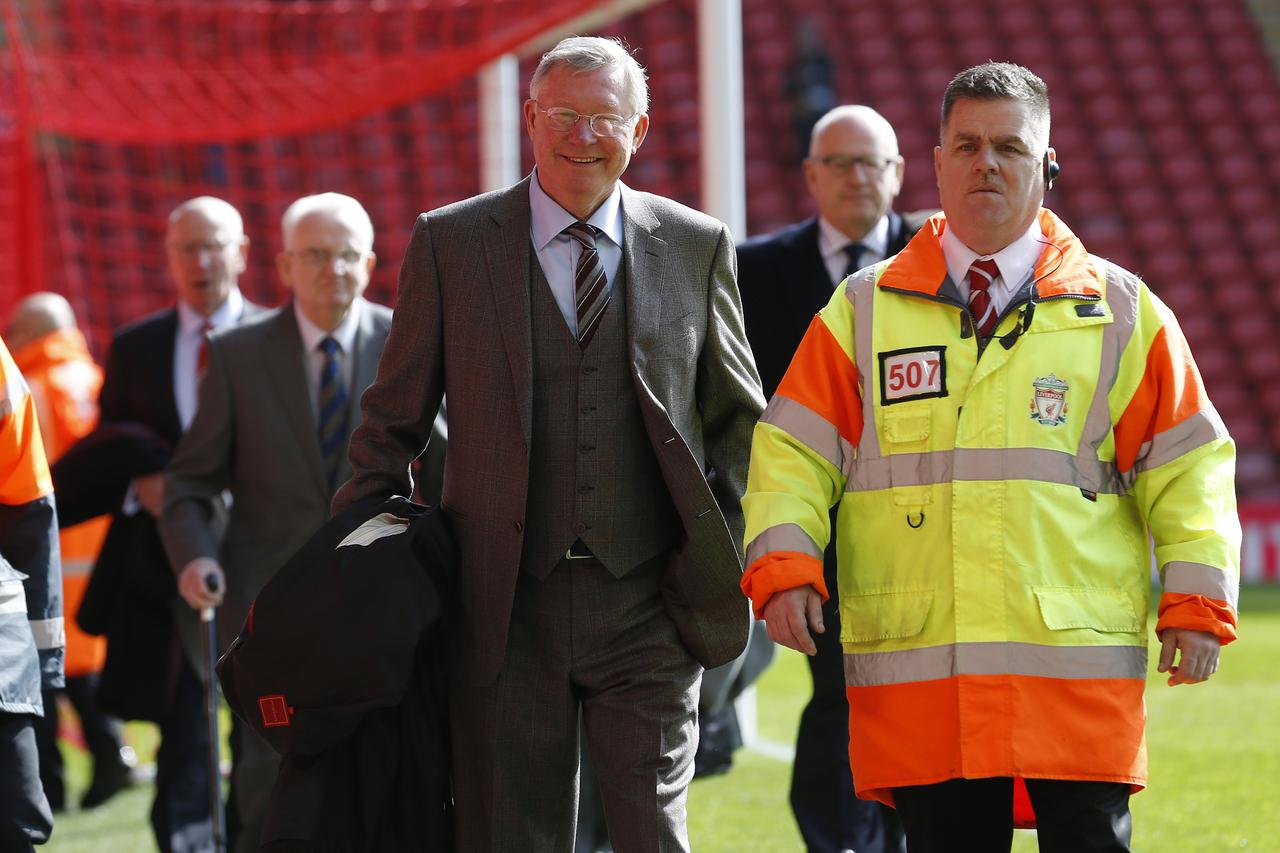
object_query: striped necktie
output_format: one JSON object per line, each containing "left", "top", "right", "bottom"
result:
{"left": 316, "top": 336, "right": 349, "bottom": 492}
{"left": 967, "top": 258, "right": 1001, "bottom": 338}
{"left": 196, "top": 321, "right": 212, "bottom": 374}
{"left": 565, "top": 222, "right": 610, "bottom": 348}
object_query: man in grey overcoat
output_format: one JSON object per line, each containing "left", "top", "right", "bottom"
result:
{"left": 161, "top": 193, "right": 393, "bottom": 853}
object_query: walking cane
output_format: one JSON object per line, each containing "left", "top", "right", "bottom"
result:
{"left": 201, "top": 574, "right": 228, "bottom": 853}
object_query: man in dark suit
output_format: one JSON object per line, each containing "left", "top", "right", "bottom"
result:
{"left": 334, "top": 36, "right": 764, "bottom": 852}
{"left": 738, "top": 105, "right": 924, "bottom": 853}
{"left": 160, "top": 192, "right": 393, "bottom": 853}
{"left": 74, "top": 196, "right": 262, "bottom": 853}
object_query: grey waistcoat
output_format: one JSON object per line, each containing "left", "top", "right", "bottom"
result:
{"left": 520, "top": 253, "right": 681, "bottom": 578}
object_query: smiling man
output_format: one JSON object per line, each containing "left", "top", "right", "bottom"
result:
{"left": 334, "top": 35, "right": 764, "bottom": 852}
{"left": 160, "top": 193, "right": 393, "bottom": 853}
{"left": 741, "top": 62, "right": 1240, "bottom": 853}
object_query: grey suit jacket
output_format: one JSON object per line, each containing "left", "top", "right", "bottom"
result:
{"left": 160, "top": 298, "right": 393, "bottom": 652}
{"left": 336, "top": 177, "right": 765, "bottom": 685}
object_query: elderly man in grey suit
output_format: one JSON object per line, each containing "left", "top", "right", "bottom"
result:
{"left": 160, "top": 192, "right": 393, "bottom": 853}
{"left": 335, "top": 35, "right": 764, "bottom": 853}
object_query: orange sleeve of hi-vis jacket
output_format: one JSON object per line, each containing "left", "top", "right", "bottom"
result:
{"left": 0, "top": 376, "right": 53, "bottom": 505}
{"left": 773, "top": 315, "right": 864, "bottom": 447}
{"left": 1113, "top": 323, "right": 1209, "bottom": 474}
{"left": 1155, "top": 592, "right": 1238, "bottom": 643}
{"left": 740, "top": 551, "right": 827, "bottom": 619}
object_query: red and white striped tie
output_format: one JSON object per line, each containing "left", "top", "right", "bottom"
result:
{"left": 967, "top": 259, "right": 1001, "bottom": 338}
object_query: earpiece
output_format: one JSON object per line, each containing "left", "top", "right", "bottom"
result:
{"left": 1043, "top": 148, "right": 1060, "bottom": 189}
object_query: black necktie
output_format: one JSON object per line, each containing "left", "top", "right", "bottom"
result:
{"left": 317, "top": 337, "right": 349, "bottom": 492}
{"left": 842, "top": 243, "right": 866, "bottom": 281}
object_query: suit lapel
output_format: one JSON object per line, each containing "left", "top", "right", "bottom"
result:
{"left": 261, "top": 307, "right": 328, "bottom": 494}
{"left": 342, "top": 301, "right": 382, "bottom": 485}
{"left": 484, "top": 181, "right": 535, "bottom": 443}
{"left": 620, "top": 188, "right": 666, "bottom": 400}
{"left": 787, "top": 218, "right": 833, "bottom": 337}
{"left": 155, "top": 310, "right": 183, "bottom": 442}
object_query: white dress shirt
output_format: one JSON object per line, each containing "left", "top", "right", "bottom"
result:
{"left": 293, "top": 298, "right": 362, "bottom": 421}
{"left": 818, "top": 214, "right": 891, "bottom": 287}
{"left": 174, "top": 288, "right": 245, "bottom": 430}
{"left": 529, "top": 169, "right": 625, "bottom": 335}
{"left": 942, "top": 219, "right": 1045, "bottom": 316}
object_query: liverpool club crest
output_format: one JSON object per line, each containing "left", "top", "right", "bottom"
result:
{"left": 1030, "top": 374, "right": 1068, "bottom": 426}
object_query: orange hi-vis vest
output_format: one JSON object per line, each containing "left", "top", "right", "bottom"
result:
{"left": 741, "top": 209, "right": 1240, "bottom": 808}
{"left": 12, "top": 328, "right": 108, "bottom": 678}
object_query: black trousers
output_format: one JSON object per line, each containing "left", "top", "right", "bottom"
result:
{"left": 792, "top": 549, "right": 905, "bottom": 853}
{"left": 151, "top": 658, "right": 215, "bottom": 853}
{"left": 0, "top": 712, "right": 53, "bottom": 852}
{"left": 34, "top": 674, "right": 127, "bottom": 809}
{"left": 893, "top": 777, "right": 1132, "bottom": 853}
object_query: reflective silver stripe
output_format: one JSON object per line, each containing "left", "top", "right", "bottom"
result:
{"left": 0, "top": 580, "right": 26, "bottom": 615}
{"left": 29, "top": 617, "right": 65, "bottom": 650}
{"left": 1161, "top": 561, "right": 1239, "bottom": 608}
{"left": 844, "top": 447, "right": 1124, "bottom": 494}
{"left": 762, "top": 396, "right": 854, "bottom": 479}
{"left": 1137, "top": 408, "right": 1229, "bottom": 474}
{"left": 849, "top": 272, "right": 882, "bottom": 459}
{"left": 843, "top": 641, "right": 1148, "bottom": 686}
{"left": 60, "top": 558, "right": 95, "bottom": 580}
{"left": 746, "top": 523, "right": 823, "bottom": 567}
{"left": 0, "top": 371, "right": 30, "bottom": 419}
{"left": 1077, "top": 261, "right": 1139, "bottom": 468}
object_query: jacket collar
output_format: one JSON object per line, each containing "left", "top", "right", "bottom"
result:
{"left": 878, "top": 208, "right": 1102, "bottom": 300}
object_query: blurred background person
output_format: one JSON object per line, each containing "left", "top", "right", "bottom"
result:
{"left": 736, "top": 104, "right": 928, "bottom": 853}
{"left": 6, "top": 293, "right": 134, "bottom": 812}
{"left": 64, "top": 196, "right": 263, "bottom": 853}
{"left": 160, "top": 192, "right": 392, "bottom": 853}
{"left": 784, "top": 19, "right": 837, "bottom": 163}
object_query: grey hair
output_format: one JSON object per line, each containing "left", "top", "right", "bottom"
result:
{"left": 280, "top": 192, "right": 374, "bottom": 251}
{"left": 168, "top": 196, "right": 245, "bottom": 240}
{"left": 529, "top": 36, "right": 649, "bottom": 116}
{"left": 941, "top": 62, "right": 1050, "bottom": 143}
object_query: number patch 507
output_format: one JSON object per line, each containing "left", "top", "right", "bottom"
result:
{"left": 878, "top": 347, "right": 947, "bottom": 404}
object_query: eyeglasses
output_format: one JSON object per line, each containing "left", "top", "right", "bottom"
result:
{"left": 291, "top": 247, "right": 366, "bottom": 270}
{"left": 167, "top": 241, "right": 234, "bottom": 258}
{"left": 534, "top": 103, "right": 637, "bottom": 138}
{"left": 814, "top": 154, "right": 898, "bottom": 176}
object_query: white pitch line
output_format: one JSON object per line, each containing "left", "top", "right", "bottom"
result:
{"left": 745, "top": 737, "right": 796, "bottom": 762}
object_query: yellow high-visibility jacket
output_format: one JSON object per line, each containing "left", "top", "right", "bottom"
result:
{"left": 741, "top": 209, "right": 1240, "bottom": 806}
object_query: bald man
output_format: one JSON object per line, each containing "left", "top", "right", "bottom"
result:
{"left": 736, "top": 105, "right": 927, "bottom": 853}
{"left": 77, "top": 197, "right": 265, "bottom": 853}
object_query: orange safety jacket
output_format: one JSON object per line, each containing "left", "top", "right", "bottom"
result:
{"left": 12, "top": 328, "right": 108, "bottom": 678}
{"left": 741, "top": 209, "right": 1240, "bottom": 808}
{"left": 1, "top": 335, "right": 63, "bottom": 713}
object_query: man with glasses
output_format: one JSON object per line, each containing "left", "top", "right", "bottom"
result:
{"left": 736, "top": 104, "right": 923, "bottom": 853}
{"left": 68, "top": 196, "right": 263, "bottom": 853}
{"left": 742, "top": 63, "right": 1238, "bottom": 853}
{"left": 335, "top": 35, "right": 763, "bottom": 852}
{"left": 160, "top": 193, "right": 393, "bottom": 853}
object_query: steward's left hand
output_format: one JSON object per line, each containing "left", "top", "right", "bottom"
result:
{"left": 1157, "top": 627, "right": 1221, "bottom": 685}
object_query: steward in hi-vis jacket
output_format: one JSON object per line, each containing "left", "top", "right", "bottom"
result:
{"left": 0, "top": 334, "right": 63, "bottom": 848}
{"left": 743, "top": 62, "right": 1240, "bottom": 853}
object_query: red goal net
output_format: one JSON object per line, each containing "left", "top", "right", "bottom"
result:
{"left": 1, "top": 0, "right": 648, "bottom": 354}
